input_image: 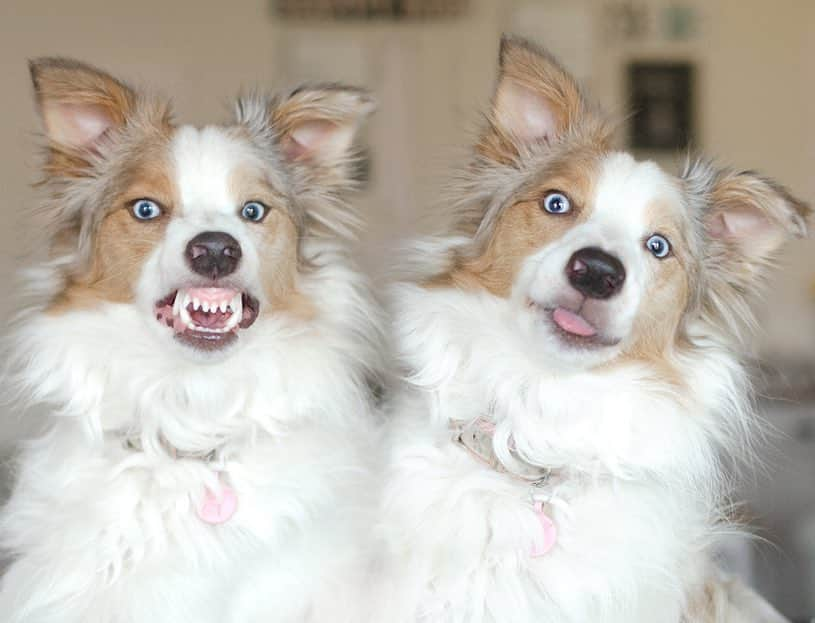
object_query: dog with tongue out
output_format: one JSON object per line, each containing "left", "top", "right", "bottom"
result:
{"left": 1, "top": 57, "right": 384, "bottom": 623}
{"left": 373, "top": 35, "right": 807, "bottom": 623}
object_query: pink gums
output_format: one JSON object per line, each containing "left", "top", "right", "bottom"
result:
{"left": 186, "top": 287, "right": 239, "bottom": 305}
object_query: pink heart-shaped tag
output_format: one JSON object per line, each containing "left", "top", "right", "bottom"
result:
{"left": 197, "top": 485, "right": 238, "bottom": 525}
{"left": 530, "top": 501, "right": 557, "bottom": 557}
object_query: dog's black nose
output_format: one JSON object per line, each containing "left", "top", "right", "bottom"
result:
{"left": 566, "top": 247, "right": 626, "bottom": 299}
{"left": 185, "top": 231, "right": 242, "bottom": 279}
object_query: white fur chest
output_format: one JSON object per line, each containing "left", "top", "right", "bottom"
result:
{"left": 1, "top": 416, "right": 372, "bottom": 623}
{"left": 376, "top": 287, "right": 736, "bottom": 623}
{"left": 1, "top": 289, "right": 379, "bottom": 623}
{"left": 377, "top": 391, "right": 709, "bottom": 623}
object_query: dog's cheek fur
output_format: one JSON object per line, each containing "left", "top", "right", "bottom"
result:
{"left": 617, "top": 208, "right": 695, "bottom": 368}
{"left": 258, "top": 211, "right": 316, "bottom": 319}
{"left": 49, "top": 211, "right": 170, "bottom": 312}
{"left": 224, "top": 164, "right": 314, "bottom": 319}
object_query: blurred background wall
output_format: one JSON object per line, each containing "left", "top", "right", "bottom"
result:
{"left": 0, "top": 0, "right": 813, "bottom": 618}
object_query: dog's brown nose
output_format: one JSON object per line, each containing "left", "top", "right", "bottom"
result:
{"left": 566, "top": 247, "right": 626, "bottom": 299}
{"left": 185, "top": 231, "right": 242, "bottom": 279}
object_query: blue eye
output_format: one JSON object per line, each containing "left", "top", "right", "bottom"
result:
{"left": 240, "top": 201, "right": 267, "bottom": 222}
{"left": 645, "top": 234, "right": 671, "bottom": 259}
{"left": 542, "top": 192, "right": 571, "bottom": 215}
{"left": 131, "top": 199, "right": 162, "bottom": 221}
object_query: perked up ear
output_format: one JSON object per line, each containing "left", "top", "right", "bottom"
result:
{"left": 689, "top": 161, "right": 811, "bottom": 337}
{"left": 269, "top": 85, "right": 375, "bottom": 172}
{"left": 30, "top": 57, "right": 137, "bottom": 173}
{"left": 479, "top": 35, "right": 588, "bottom": 164}
{"left": 704, "top": 169, "right": 809, "bottom": 253}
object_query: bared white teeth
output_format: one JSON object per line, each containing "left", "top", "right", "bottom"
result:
{"left": 168, "top": 288, "right": 244, "bottom": 333}
{"left": 224, "top": 296, "right": 242, "bottom": 331}
{"left": 179, "top": 302, "right": 193, "bottom": 328}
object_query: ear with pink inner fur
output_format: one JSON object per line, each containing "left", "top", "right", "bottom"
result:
{"left": 494, "top": 80, "right": 560, "bottom": 146}
{"left": 691, "top": 163, "right": 811, "bottom": 337}
{"left": 479, "top": 35, "right": 588, "bottom": 163}
{"left": 704, "top": 169, "right": 809, "bottom": 265}
{"left": 29, "top": 57, "right": 136, "bottom": 160}
{"left": 270, "top": 85, "right": 375, "bottom": 173}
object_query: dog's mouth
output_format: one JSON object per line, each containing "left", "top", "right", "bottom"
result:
{"left": 528, "top": 300, "right": 620, "bottom": 349}
{"left": 154, "top": 287, "right": 260, "bottom": 351}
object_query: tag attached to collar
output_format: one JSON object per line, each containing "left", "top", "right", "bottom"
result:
{"left": 197, "top": 484, "right": 238, "bottom": 525}
{"left": 530, "top": 501, "right": 557, "bottom": 557}
{"left": 449, "top": 418, "right": 558, "bottom": 556}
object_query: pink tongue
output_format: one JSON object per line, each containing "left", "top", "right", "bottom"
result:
{"left": 190, "top": 309, "right": 230, "bottom": 329}
{"left": 552, "top": 307, "right": 597, "bottom": 337}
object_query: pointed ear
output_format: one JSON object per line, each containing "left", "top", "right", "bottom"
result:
{"left": 704, "top": 170, "right": 809, "bottom": 253}
{"left": 690, "top": 162, "right": 810, "bottom": 336}
{"left": 479, "top": 35, "right": 588, "bottom": 164}
{"left": 268, "top": 85, "right": 375, "bottom": 173}
{"left": 30, "top": 57, "right": 137, "bottom": 173}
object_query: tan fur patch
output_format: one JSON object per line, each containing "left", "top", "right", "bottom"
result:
{"left": 228, "top": 167, "right": 315, "bottom": 320}
{"left": 258, "top": 210, "right": 314, "bottom": 319}
{"left": 48, "top": 137, "right": 176, "bottom": 313}
{"left": 617, "top": 198, "right": 693, "bottom": 366}
{"left": 434, "top": 151, "right": 601, "bottom": 297}
{"left": 435, "top": 200, "right": 576, "bottom": 297}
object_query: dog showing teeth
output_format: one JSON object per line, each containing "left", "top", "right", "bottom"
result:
{"left": 172, "top": 288, "right": 243, "bottom": 333}
{"left": 1, "top": 56, "right": 383, "bottom": 623}
{"left": 157, "top": 288, "right": 256, "bottom": 346}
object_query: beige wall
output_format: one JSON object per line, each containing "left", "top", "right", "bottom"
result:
{"left": 703, "top": 0, "right": 815, "bottom": 358}
{"left": 0, "top": 0, "right": 813, "bottom": 440}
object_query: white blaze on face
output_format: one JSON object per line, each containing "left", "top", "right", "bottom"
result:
{"left": 516, "top": 152, "right": 684, "bottom": 360}
{"left": 173, "top": 127, "right": 258, "bottom": 219}
{"left": 135, "top": 125, "right": 277, "bottom": 353}
{"left": 144, "top": 126, "right": 260, "bottom": 294}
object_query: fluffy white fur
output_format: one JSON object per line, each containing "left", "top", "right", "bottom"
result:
{"left": 0, "top": 62, "right": 383, "bottom": 623}
{"left": 373, "top": 284, "right": 741, "bottom": 623}
{"left": 2, "top": 242, "right": 380, "bottom": 623}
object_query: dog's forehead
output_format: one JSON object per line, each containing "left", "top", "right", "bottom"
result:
{"left": 170, "top": 125, "right": 265, "bottom": 216}
{"left": 591, "top": 152, "right": 682, "bottom": 230}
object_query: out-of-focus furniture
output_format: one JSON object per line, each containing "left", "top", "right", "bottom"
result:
{"left": 737, "top": 364, "right": 815, "bottom": 622}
